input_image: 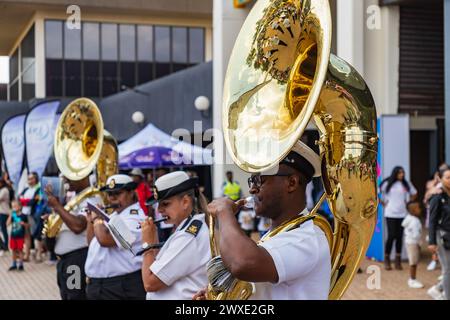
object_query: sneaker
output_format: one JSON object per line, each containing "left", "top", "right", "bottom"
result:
{"left": 8, "top": 265, "right": 17, "bottom": 271}
{"left": 17, "top": 265, "right": 24, "bottom": 271}
{"left": 408, "top": 279, "right": 424, "bottom": 289}
{"left": 427, "top": 285, "right": 445, "bottom": 300}
{"left": 45, "top": 260, "right": 57, "bottom": 266}
{"left": 427, "top": 260, "right": 437, "bottom": 271}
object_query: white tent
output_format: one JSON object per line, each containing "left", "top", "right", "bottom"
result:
{"left": 118, "top": 123, "right": 213, "bottom": 167}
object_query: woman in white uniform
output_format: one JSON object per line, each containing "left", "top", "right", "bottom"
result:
{"left": 140, "top": 171, "right": 210, "bottom": 300}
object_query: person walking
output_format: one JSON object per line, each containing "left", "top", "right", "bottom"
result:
{"left": 381, "top": 166, "right": 418, "bottom": 270}
{"left": 428, "top": 166, "right": 450, "bottom": 300}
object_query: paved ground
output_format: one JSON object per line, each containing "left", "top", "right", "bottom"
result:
{"left": 0, "top": 244, "right": 442, "bottom": 300}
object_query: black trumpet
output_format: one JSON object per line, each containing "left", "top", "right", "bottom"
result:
{"left": 136, "top": 216, "right": 168, "bottom": 229}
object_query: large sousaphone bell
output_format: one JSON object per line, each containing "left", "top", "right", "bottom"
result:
{"left": 43, "top": 98, "right": 118, "bottom": 238}
{"left": 207, "top": 0, "right": 378, "bottom": 300}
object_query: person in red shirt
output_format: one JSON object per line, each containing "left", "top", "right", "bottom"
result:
{"left": 130, "top": 168, "right": 152, "bottom": 215}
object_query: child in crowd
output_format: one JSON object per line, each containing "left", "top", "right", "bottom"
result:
{"left": 238, "top": 206, "right": 255, "bottom": 237}
{"left": 257, "top": 216, "right": 272, "bottom": 238}
{"left": 402, "top": 200, "right": 424, "bottom": 288}
{"left": 7, "top": 200, "right": 28, "bottom": 271}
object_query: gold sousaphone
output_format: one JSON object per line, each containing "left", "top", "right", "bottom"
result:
{"left": 207, "top": 0, "right": 378, "bottom": 300}
{"left": 43, "top": 98, "right": 118, "bottom": 238}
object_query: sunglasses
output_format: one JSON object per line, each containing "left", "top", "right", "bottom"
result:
{"left": 107, "top": 190, "right": 126, "bottom": 197}
{"left": 247, "top": 174, "right": 292, "bottom": 189}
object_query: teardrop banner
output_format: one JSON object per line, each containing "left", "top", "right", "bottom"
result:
{"left": 1, "top": 114, "right": 26, "bottom": 188}
{"left": 24, "top": 100, "right": 60, "bottom": 178}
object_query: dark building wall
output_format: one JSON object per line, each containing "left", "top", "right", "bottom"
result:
{"left": 0, "top": 84, "right": 7, "bottom": 101}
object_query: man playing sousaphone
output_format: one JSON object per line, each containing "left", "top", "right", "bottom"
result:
{"left": 45, "top": 176, "right": 102, "bottom": 300}
{"left": 194, "top": 141, "right": 331, "bottom": 300}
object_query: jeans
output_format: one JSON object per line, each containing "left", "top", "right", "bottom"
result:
{"left": 0, "top": 213, "right": 8, "bottom": 250}
{"left": 385, "top": 217, "right": 404, "bottom": 255}
{"left": 438, "top": 236, "right": 450, "bottom": 300}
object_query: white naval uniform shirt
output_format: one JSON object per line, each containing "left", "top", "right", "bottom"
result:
{"left": 250, "top": 209, "right": 331, "bottom": 300}
{"left": 85, "top": 202, "right": 146, "bottom": 278}
{"left": 146, "top": 213, "right": 210, "bottom": 300}
{"left": 55, "top": 195, "right": 103, "bottom": 256}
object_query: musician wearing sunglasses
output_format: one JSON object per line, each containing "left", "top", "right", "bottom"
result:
{"left": 140, "top": 171, "right": 210, "bottom": 300}
{"left": 84, "top": 174, "right": 146, "bottom": 300}
{"left": 201, "top": 141, "right": 331, "bottom": 300}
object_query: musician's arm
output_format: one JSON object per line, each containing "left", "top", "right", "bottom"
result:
{"left": 92, "top": 220, "right": 117, "bottom": 247}
{"left": 209, "top": 198, "right": 278, "bottom": 283}
{"left": 52, "top": 202, "right": 87, "bottom": 234}
{"left": 141, "top": 250, "right": 167, "bottom": 292}
{"left": 86, "top": 219, "right": 95, "bottom": 244}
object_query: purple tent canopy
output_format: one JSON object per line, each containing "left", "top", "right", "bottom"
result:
{"left": 119, "top": 146, "right": 184, "bottom": 169}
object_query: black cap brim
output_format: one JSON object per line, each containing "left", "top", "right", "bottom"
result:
{"left": 152, "top": 177, "right": 198, "bottom": 203}
{"left": 100, "top": 181, "right": 138, "bottom": 192}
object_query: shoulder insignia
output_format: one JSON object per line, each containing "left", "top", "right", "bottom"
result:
{"left": 130, "top": 209, "right": 139, "bottom": 215}
{"left": 185, "top": 219, "right": 202, "bottom": 237}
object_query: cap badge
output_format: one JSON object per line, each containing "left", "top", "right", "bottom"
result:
{"left": 109, "top": 179, "right": 116, "bottom": 189}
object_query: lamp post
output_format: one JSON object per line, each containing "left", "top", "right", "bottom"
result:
{"left": 194, "top": 96, "right": 210, "bottom": 118}
{"left": 132, "top": 111, "right": 145, "bottom": 127}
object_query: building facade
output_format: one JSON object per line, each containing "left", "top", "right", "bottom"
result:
{"left": 1, "top": 0, "right": 213, "bottom": 101}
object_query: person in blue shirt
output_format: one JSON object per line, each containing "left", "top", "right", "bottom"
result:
{"left": 7, "top": 200, "right": 28, "bottom": 271}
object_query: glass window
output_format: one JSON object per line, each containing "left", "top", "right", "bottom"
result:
{"left": 172, "top": 27, "right": 187, "bottom": 63}
{"left": 120, "top": 62, "right": 136, "bottom": 88}
{"left": 137, "top": 25, "right": 153, "bottom": 62}
{"left": 138, "top": 62, "right": 153, "bottom": 84}
{"left": 83, "top": 22, "right": 100, "bottom": 60}
{"left": 155, "top": 26, "right": 170, "bottom": 78}
{"left": 21, "top": 25, "right": 35, "bottom": 71}
{"left": 155, "top": 26, "right": 170, "bottom": 62}
{"left": 189, "top": 28, "right": 204, "bottom": 64}
{"left": 22, "top": 83, "right": 35, "bottom": 101}
{"left": 10, "top": 81, "right": 19, "bottom": 101}
{"left": 84, "top": 61, "right": 100, "bottom": 97}
{"left": 9, "top": 49, "right": 18, "bottom": 82}
{"left": 102, "top": 61, "right": 118, "bottom": 96}
{"left": 65, "top": 60, "right": 81, "bottom": 96}
{"left": 101, "top": 24, "right": 118, "bottom": 61}
{"left": 46, "top": 60, "right": 63, "bottom": 97}
{"left": 64, "top": 25, "right": 81, "bottom": 59}
{"left": 45, "top": 20, "right": 63, "bottom": 59}
{"left": 119, "top": 24, "right": 136, "bottom": 62}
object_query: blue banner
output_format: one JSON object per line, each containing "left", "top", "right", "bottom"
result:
{"left": 1, "top": 115, "right": 26, "bottom": 188}
{"left": 366, "top": 118, "right": 384, "bottom": 261}
{"left": 25, "top": 100, "right": 60, "bottom": 178}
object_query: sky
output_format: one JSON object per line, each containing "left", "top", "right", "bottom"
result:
{"left": 0, "top": 56, "right": 9, "bottom": 83}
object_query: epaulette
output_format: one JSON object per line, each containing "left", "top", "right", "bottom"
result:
{"left": 185, "top": 219, "right": 202, "bottom": 237}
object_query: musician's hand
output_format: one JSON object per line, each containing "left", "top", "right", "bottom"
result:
{"left": 140, "top": 217, "right": 158, "bottom": 244}
{"left": 192, "top": 288, "right": 207, "bottom": 300}
{"left": 86, "top": 210, "right": 99, "bottom": 225}
{"left": 207, "top": 197, "right": 245, "bottom": 219}
{"left": 41, "top": 214, "right": 50, "bottom": 221}
{"left": 44, "top": 184, "right": 60, "bottom": 208}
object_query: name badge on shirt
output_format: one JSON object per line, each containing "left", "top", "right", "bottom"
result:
{"left": 185, "top": 220, "right": 202, "bottom": 237}
{"left": 130, "top": 209, "right": 139, "bottom": 215}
